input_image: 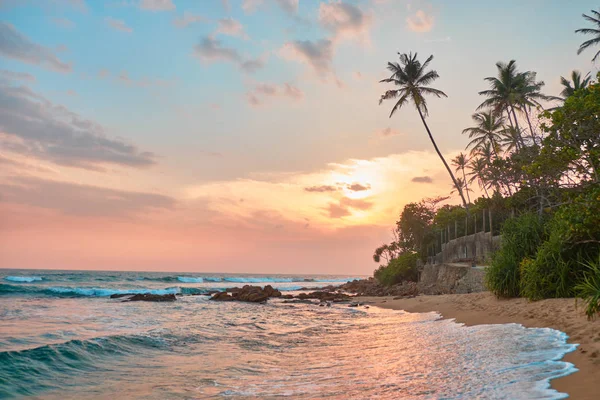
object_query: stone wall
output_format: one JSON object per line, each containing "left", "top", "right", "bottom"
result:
{"left": 418, "top": 263, "right": 486, "bottom": 294}
{"left": 429, "top": 232, "right": 501, "bottom": 264}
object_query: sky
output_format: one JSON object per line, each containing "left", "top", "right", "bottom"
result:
{"left": 0, "top": 0, "right": 598, "bottom": 274}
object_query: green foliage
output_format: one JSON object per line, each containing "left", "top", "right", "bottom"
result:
{"left": 575, "top": 256, "right": 600, "bottom": 319}
{"left": 374, "top": 252, "right": 420, "bottom": 286}
{"left": 486, "top": 213, "right": 545, "bottom": 297}
{"left": 396, "top": 202, "right": 435, "bottom": 255}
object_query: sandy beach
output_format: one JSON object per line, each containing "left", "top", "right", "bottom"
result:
{"left": 358, "top": 292, "right": 600, "bottom": 400}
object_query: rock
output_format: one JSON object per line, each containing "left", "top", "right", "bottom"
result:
{"left": 294, "top": 291, "right": 351, "bottom": 302}
{"left": 210, "top": 291, "right": 234, "bottom": 301}
{"left": 210, "top": 285, "right": 282, "bottom": 303}
{"left": 110, "top": 293, "right": 133, "bottom": 299}
{"left": 125, "top": 293, "right": 177, "bottom": 302}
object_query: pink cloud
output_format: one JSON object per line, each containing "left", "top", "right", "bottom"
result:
{"left": 406, "top": 10, "right": 434, "bottom": 32}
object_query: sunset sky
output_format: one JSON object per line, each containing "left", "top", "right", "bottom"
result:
{"left": 0, "top": 0, "right": 597, "bottom": 274}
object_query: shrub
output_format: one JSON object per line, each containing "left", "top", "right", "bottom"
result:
{"left": 520, "top": 189, "right": 600, "bottom": 300}
{"left": 486, "top": 212, "right": 546, "bottom": 298}
{"left": 575, "top": 256, "right": 600, "bottom": 319}
{"left": 374, "top": 252, "right": 419, "bottom": 286}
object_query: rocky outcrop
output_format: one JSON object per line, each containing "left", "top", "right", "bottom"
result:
{"left": 295, "top": 291, "right": 351, "bottom": 302}
{"left": 115, "top": 293, "right": 177, "bottom": 302}
{"left": 418, "top": 264, "right": 485, "bottom": 295}
{"left": 338, "top": 279, "right": 419, "bottom": 298}
{"left": 210, "top": 285, "right": 282, "bottom": 303}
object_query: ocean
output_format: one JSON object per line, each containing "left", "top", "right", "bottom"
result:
{"left": 0, "top": 269, "right": 578, "bottom": 399}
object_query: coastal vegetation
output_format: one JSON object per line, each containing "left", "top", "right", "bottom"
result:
{"left": 374, "top": 8, "right": 600, "bottom": 319}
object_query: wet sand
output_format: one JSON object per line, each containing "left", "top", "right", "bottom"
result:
{"left": 358, "top": 292, "right": 600, "bottom": 400}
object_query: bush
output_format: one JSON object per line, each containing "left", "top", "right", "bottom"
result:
{"left": 575, "top": 256, "right": 600, "bottom": 320}
{"left": 374, "top": 252, "right": 419, "bottom": 286}
{"left": 520, "top": 189, "right": 600, "bottom": 300}
{"left": 486, "top": 213, "right": 546, "bottom": 298}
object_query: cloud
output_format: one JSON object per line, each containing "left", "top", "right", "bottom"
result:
{"left": 0, "top": 22, "right": 72, "bottom": 73}
{"left": 194, "top": 37, "right": 264, "bottom": 73}
{"left": 105, "top": 17, "right": 133, "bottom": 33}
{"left": 139, "top": 0, "right": 175, "bottom": 11}
{"left": 240, "top": 57, "right": 266, "bottom": 73}
{"left": 275, "top": 0, "right": 299, "bottom": 15}
{"left": 97, "top": 68, "right": 110, "bottom": 78}
{"left": 246, "top": 82, "right": 303, "bottom": 106}
{"left": 0, "top": 81, "right": 158, "bottom": 169}
{"left": 318, "top": 2, "right": 371, "bottom": 43}
{"left": 406, "top": 10, "right": 434, "bottom": 32}
{"left": 194, "top": 36, "right": 241, "bottom": 64}
{"left": 280, "top": 39, "right": 333, "bottom": 76}
{"left": 215, "top": 18, "right": 248, "bottom": 39}
{"left": 172, "top": 11, "right": 206, "bottom": 28}
{"left": 377, "top": 127, "right": 402, "bottom": 138}
{"left": 242, "top": 0, "right": 263, "bottom": 14}
{"left": 340, "top": 196, "right": 373, "bottom": 210}
{"left": 347, "top": 183, "right": 370, "bottom": 192}
{"left": 0, "top": 176, "right": 175, "bottom": 217}
{"left": 326, "top": 202, "right": 351, "bottom": 218}
{"left": 116, "top": 69, "right": 173, "bottom": 88}
{"left": 425, "top": 36, "right": 451, "bottom": 43}
{"left": 221, "top": 0, "right": 231, "bottom": 12}
{"left": 326, "top": 196, "right": 373, "bottom": 219}
{"left": 304, "top": 185, "right": 337, "bottom": 193}
{"left": 52, "top": 17, "right": 75, "bottom": 29}
{"left": 0, "top": 69, "right": 36, "bottom": 82}
{"left": 411, "top": 176, "right": 433, "bottom": 183}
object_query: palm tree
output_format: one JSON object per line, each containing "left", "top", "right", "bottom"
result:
{"left": 560, "top": 70, "right": 592, "bottom": 98}
{"left": 576, "top": 9, "right": 600, "bottom": 61}
{"left": 479, "top": 61, "right": 547, "bottom": 147}
{"left": 516, "top": 71, "right": 548, "bottom": 143}
{"left": 499, "top": 126, "right": 521, "bottom": 154}
{"left": 478, "top": 60, "right": 523, "bottom": 141}
{"left": 452, "top": 153, "right": 471, "bottom": 204}
{"left": 467, "top": 157, "right": 490, "bottom": 198}
{"left": 379, "top": 52, "right": 468, "bottom": 209}
{"left": 462, "top": 111, "right": 504, "bottom": 157}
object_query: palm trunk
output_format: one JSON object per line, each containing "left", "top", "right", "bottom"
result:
{"left": 488, "top": 133, "right": 499, "bottom": 159}
{"left": 505, "top": 108, "right": 521, "bottom": 151}
{"left": 510, "top": 105, "right": 526, "bottom": 148}
{"left": 461, "top": 165, "right": 471, "bottom": 204}
{"left": 524, "top": 107, "right": 537, "bottom": 145}
{"left": 417, "top": 107, "right": 469, "bottom": 210}
{"left": 480, "top": 178, "right": 490, "bottom": 198}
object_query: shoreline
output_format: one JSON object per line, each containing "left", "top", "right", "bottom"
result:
{"left": 357, "top": 292, "right": 600, "bottom": 400}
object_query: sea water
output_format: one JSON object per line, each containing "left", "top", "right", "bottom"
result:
{"left": 0, "top": 270, "right": 578, "bottom": 399}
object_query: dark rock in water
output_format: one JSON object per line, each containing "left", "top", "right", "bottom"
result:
{"left": 281, "top": 294, "right": 294, "bottom": 299}
{"left": 210, "top": 291, "right": 235, "bottom": 301}
{"left": 303, "top": 278, "right": 315, "bottom": 282}
{"left": 295, "top": 291, "right": 350, "bottom": 302}
{"left": 335, "top": 278, "right": 420, "bottom": 297}
{"left": 282, "top": 299, "right": 316, "bottom": 305}
{"left": 125, "top": 293, "right": 177, "bottom": 302}
{"left": 210, "top": 285, "right": 282, "bottom": 303}
{"left": 110, "top": 293, "right": 133, "bottom": 299}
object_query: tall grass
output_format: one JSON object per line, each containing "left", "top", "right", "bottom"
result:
{"left": 485, "top": 213, "right": 545, "bottom": 298}
{"left": 575, "top": 256, "right": 600, "bottom": 319}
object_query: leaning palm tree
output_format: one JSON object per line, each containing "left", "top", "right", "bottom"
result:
{"left": 576, "top": 9, "right": 600, "bottom": 61}
{"left": 560, "top": 70, "right": 592, "bottom": 98}
{"left": 462, "top": 111, "right": 504, "bottom": 158}
{"left": 379, "top": 52, "right": 468, "bottom": 209}
{"left": 452, "top": 153, "right": 471, "bottom": 204}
